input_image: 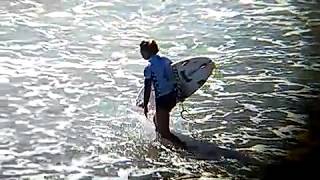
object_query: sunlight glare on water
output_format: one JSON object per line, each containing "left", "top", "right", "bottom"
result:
{"left": 0, "top": 0, "right": 319, "bottom": 179}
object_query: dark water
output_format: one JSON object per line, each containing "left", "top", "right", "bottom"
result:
{"left": 0, "top": 0, "right": 319, "bottom": 179}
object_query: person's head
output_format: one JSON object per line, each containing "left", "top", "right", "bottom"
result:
{"left": 140, "top": 40, "right": 159, "bottom": 60}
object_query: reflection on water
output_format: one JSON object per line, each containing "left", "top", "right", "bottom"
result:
{"left": 0, "top": 0, "right": 319, "bottom": 179}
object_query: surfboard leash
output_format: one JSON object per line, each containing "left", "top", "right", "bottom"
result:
{"left": 179, "top": 102, "right": 189, "bottom": 120}
{"left": 173, "top": 60, "right": 222, "bottom": 120}
{"left": 178, "top": 61, "right": 222, "bottom": 120}
{"left": 172, "top": 66, "right": 189, "bottom": 120}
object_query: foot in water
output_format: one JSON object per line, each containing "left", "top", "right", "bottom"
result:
{"left": 160, "top": 133, "right": 186, "bottom": 148}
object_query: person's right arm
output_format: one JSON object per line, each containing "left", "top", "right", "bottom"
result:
{"left": 144, "top": 78, "right": 151, "bottom": 117}
{"left": 143, "top": 65, "right": 152, "bottom": 117}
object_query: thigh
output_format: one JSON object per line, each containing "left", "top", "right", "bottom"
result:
{"left": 156, "top": 91, "right": 177, "bottom": 111}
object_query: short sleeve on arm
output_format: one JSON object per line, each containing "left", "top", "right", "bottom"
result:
{"left": 144, "top": 65, "right": 151, "bottom": 79}
{"left": 163, "top": 57, "right": 172, "bottom": 64}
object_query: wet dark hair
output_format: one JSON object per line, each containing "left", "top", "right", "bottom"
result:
{"left": 140, "top": 40, "right": 159, "bottom": 55}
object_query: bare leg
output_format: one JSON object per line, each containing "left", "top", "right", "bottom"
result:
{"left": 153, "top": 116, "right": 159, "bottom": 133}
{"left": 156, "top": 108, "right": 185, "bottom": 147}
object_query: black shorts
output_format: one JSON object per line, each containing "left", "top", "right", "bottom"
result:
{"left": 156, "top": 91, "right": 177, "bottom": 111}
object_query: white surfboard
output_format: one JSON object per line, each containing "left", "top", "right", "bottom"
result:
{"left": 136, "top": 57, "right": 215, "bottom": 108}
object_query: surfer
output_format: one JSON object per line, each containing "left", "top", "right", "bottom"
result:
{"left": 140, "top": 40, "right": 185, "bottom": 147}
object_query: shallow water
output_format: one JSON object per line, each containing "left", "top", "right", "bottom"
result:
{"left": 0, "top": 0, "right": 319, "bottom": 179}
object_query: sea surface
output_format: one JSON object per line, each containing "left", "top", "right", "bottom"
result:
{"left": 0, "top": 0, "right": 319, "bottom": 179}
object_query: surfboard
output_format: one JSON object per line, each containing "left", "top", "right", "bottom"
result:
{"left": 136, "top": 57, "right": 215, "bottom": 108}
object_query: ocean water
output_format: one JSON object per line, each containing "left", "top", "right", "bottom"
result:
{"left": 0, "top": 0, "right": 319, "bottom": 179}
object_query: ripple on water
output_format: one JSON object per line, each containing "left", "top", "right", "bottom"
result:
{"left": 0, "top": 0, "right": 319, "bottom": 179}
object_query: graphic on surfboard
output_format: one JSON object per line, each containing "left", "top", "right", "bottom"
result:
{"left": 136, "top": 57, "right": 215, "bottom": 109}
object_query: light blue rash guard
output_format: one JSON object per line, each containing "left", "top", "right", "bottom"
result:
{"left": 144, "top": 55, "right": 176, "bottom": 98}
